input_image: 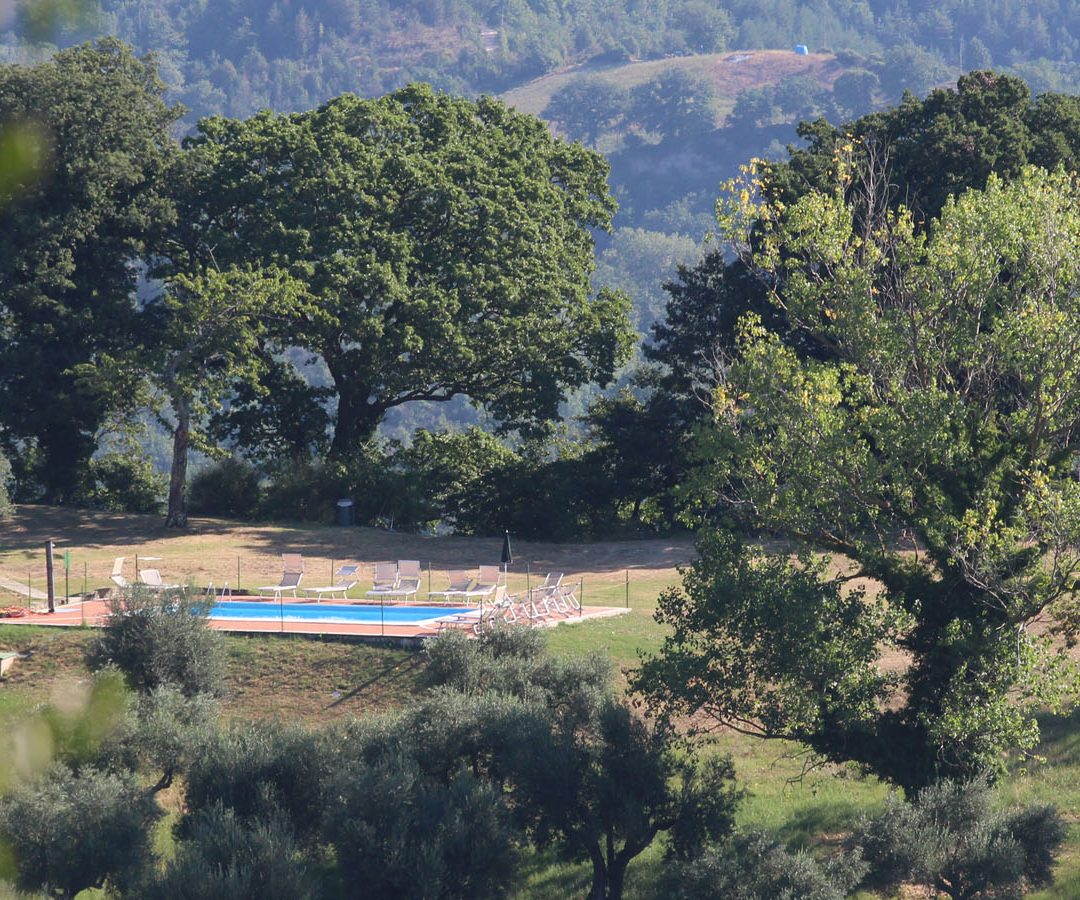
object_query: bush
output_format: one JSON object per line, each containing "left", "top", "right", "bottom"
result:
{"left": 258, "top": 455, "right": 360, "bottom": 523}
{"left": 0, "top": 764, "right": 159, "bottom": 898}
{"left": 99, "top": 685, "right": 219, "bottom": 792}
{"left": 418, "top": 629, "right": 740, "bottom": 900}
{"left": 182, "top": 722, "right": 332, "bottom": 846}
{"left": 854, "top": 776, "right": 1067, "bottom": 898}
{"left": 187, "top": 456, "right": 262, "bottom": 519}
{"left": 86, "top": 587, "right": 225, "bottom": 697}
{"left": 145, "top": 803, "right": 316, "bottom": 900}
{"left": 666, "top": 832, "right": 868, "bottom": 900}
{"left": 323, "top": 754, "right": 518, "bottom": 900}
{"left": 75, "top": 450, "right": 166, "bottom": 514}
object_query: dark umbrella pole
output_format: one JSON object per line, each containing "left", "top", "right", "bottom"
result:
{"left": 501, "top": 531, "right": 512, "bottom": 583}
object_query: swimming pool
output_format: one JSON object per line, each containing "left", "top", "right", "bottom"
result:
{"left": 208, "top": 601, "right": 477, "bottom": 626}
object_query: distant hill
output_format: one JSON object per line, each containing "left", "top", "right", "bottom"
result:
{"left": 502, "top": 50, "right": 845, "bottom": 124}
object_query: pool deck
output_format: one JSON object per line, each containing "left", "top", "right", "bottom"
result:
{"left": 0, "top": 597, "right": 631, "bottom": 645}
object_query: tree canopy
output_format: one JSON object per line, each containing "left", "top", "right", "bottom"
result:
{"left": 0, "top": 38, "right": 181, "bottom": 501}
{"left": 164, "top": 83, "right": 633, "bottom": 456}
{"left": 635, "top": 165, "right": 1080, "bottom": 793}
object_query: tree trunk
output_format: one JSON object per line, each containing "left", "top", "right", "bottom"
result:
{"left": 587, "top": 843, "right": 607, "bottom": 900}
{"left": 607, "top": 857, "right": 628, "bottom": 900}
{"left": 328, "top": 379, "right": 382, "bottom": 458}
{"left": 164, "top": 400, "right": 190, "bottom": 528}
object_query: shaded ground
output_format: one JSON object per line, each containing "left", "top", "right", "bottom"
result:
{"left": 0, "top": 505, "right": 694, "bottom": 600}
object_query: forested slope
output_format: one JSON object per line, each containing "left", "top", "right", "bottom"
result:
{"left": 2, "top": 0, "right": 1077, "bottom": 123}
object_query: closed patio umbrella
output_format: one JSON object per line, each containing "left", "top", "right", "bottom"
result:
{"left": 501, "top": 530, "right": 512, "bottom": 584}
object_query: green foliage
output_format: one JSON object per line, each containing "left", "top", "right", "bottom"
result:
{"left": 666, "top": 831, "right": 868, "bottom": 900}
{"left": 258, "top": 456, "right": 355, "bottom": 524}
{"left": 634, "top": 531, "right": 899, "bottom": 766}
{"left": 418, "top": 626, "right": 741, "bottom": 900}
{"left": 182, "top": 722, "right": 332, "bottom": 846}
{"left": 544, "top": 75, "right": 630, "bottom": 145}
{"left": 146, "top": 803, "right": 317, "bottom": 900}
{"left": 323, "top": 754, "right": 517, "bottom": 900}
{"left": 730, "top": 75, "right": 836, "bottom": 129}
{"left": 640, "top": 166, "right": 1080, "bottom": 793}
{"left": 86, "top": 587, "right": 225, "bottom": 698}
{"left": 771, "top": 71, "right": 1080, "bottom": 221}
{"left": 629, "top": 67, "right": 719, "bottom": 138}
{"left": 73, "top": 449, "right": 166, "bottom": 514}
{"left": 593, "top": 227, "right": 702, "bottom": 334}
{"left": 0, "top": 39, "right": 181, "bottom": 502}
{"left": 854, "top": 777, "right": 1066, "bottom": 898}
{"left": 0, "top": 764, "right": 159, "bottom": 899}
{"left": 167, "top": 84, "right": 633, "bottom": 456}
{"left": 187, "top": 456, "right": 263, "bottom": 520}
{"left": 100, "top": 685, "right": 219, "bottom": 793}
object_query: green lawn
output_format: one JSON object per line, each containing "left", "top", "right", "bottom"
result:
{"left": 2, "top": 507, "right": 1079, "bottom": 897}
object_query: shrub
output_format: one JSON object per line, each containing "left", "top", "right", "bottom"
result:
{"left": 86, "top": 587, "right": 225, "bottom": 697}
{"left": 0, "top": 764, "right": 159, "bottom": 898}
{"left": 145, "top": 803, "right": 316, "bottom": 900}
{"left": 99, "top": 685, "right": 219, "bottom": 792}
{"left": 75, "top": 450, "right": 166, "bottom": 514}
{"left": 418, "top": 629, "right": 740, "bottom": 900}
{"left": 854, "top": 776, "right": 1067, "bottom": 898}
{"left": 187, "top": 456, "right": 262, "bottom": 519}
{"left": 182, "top": 722, "right": 332, "bottom": 846}
{"left": 258, "top": 457, "right": 352, "bottom": 523}
{"left": 666, "top": 832, "right": 868, "bottom": 900}
{"left": 323, "top": 754, "right": 518, "bottom": 900}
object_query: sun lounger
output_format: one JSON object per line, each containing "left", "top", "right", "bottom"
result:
{"left": 110, "top": 557, "right": 129, "bottom": 590}
{"left": 304, "top": 565, "right": 359, "bottom": 600}
{"left": 138, "top": 569, "right": 180, "bottom": 591}
{"left": 550, "top": 582, "right": 580, "bottom": 612}
{"left": 255, "top": 554, "right": 304, "bottom": 599}
{"left": 381, "top": 560, "right": 421, "bottom": 599}
{"left": 437, "top": 586, "right": 517, "bottom": 634}
{"left": 429, "top": 570, "right": 475, "bottom": 601}
{"left": 528, "top": 572, "right": 564, "bottom": 610}
{"left": 463, "top": 565, "right": 501, "bottom": 601}
{"left": 366, "top": 561, "right": 400, "bottom": 597}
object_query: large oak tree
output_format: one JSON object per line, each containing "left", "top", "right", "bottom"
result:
{"left": 0, "top": 39, "right": 181, "bottom": 501}
{"left": 163, "top": 84, "right": 633, "bottom": 457}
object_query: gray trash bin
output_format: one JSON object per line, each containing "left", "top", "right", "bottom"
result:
{"left": 335, "top": 498, "right": 354, "bottom": 526}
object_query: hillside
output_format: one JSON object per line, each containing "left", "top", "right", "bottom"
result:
{"left": 503, "top": 49, "right": 845, "bottom": 122}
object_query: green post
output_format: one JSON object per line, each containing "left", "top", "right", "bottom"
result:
{"left": 427, "top": 561, "right": 432, "bottom": 598}
{"left": 625, "top": 569, "right": 629, "bottom": 608}
{"left": 83, "top": 561, "right": 87, "bottom": 596}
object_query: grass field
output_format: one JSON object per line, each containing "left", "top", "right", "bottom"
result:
{"left": 500, "top": 49, "right": 845, "bottom": 122}
{"left": 2, "top": 505, "right": 1079, "bottom": 897}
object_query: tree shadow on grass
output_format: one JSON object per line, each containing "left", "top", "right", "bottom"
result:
{"left": 770, "top": 798, "right": 880, "bottom": 849}
{"left": 3, "top": 505, "right": 695, "bottom": 577}
{"left": 1034, "top": 707, "right": 1080, "bottom": 768}
{"left": 325, "top": 653, "right": 424, "bottom": 710}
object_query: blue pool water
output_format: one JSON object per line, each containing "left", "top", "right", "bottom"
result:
{"left": 209, "top": 601, "right": 477, "bottom": 626}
